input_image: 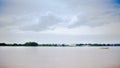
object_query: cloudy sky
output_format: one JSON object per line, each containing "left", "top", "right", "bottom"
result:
{"left": 0, "top": 0, "right": 120, "bottom": 44}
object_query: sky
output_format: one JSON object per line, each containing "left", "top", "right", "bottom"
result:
{"left": 0, "top": 0, "right": 120, "bottom": 44}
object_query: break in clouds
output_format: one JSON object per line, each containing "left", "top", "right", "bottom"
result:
{"left": 0, "top": 0, "right": 120, "bottom": 43}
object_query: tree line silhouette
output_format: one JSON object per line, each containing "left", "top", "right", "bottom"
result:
{"left": 0, "top": 42, "right": 120, "bottom": 46}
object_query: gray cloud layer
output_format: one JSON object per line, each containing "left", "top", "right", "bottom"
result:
{"left": 21, "top": 13, "right": 62, "bottom": 31}
{"left": 0, "top": 0, "right": 120, "bottom": 43}
{"left": 69, "top": 10, "right": 120, "bottom": 28}
{"left": 0, "top": 0, "right": 120, "bottom": 32}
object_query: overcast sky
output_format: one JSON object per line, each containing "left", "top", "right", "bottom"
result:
{"left": 0, "top": 0, "right": 120, "bottom": 44}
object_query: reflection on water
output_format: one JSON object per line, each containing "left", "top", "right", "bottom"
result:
{"left": 0, "top": 47, "right": 120, "bottom": 68}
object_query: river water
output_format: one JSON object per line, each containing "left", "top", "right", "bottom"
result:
{"left": 0, "top": 47, "right": 120, "bottom": 68}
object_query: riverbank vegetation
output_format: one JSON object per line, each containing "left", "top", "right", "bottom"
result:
{"left": 0, "top": 42, "right": 120, "bottom": 47}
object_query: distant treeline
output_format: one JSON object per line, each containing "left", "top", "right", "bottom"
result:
{"left": 0, "top": 42, "right": 120, "bottom": 47}
{"left": 76, "top": 43, "right": 120, "bottom": 46}
{"left": 0, "top": 42, "right": 68, "bottom": 47}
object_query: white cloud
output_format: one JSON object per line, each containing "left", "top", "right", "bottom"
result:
{"left": 40, "top": 23, "right": 120, "bottom": 35}
{"left": 0, "top": 0, "right": 120, "bottom": 43}
{"left": 1, "top": 0, "right": 120, "bottom": 29}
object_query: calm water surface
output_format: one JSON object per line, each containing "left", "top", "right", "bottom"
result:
{"left": 0, "top": 47, "right": 120, "bottom": 68}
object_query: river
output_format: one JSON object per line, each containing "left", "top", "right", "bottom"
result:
{"left": 0, "top": 47, "right": 120, "bottom": 68}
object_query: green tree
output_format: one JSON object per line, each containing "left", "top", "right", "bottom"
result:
{"left": 24, "top": 42, "right": 38, "bottom": 46}
{"left": 0, "top": 43, "right": 7, "bottom": 46}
